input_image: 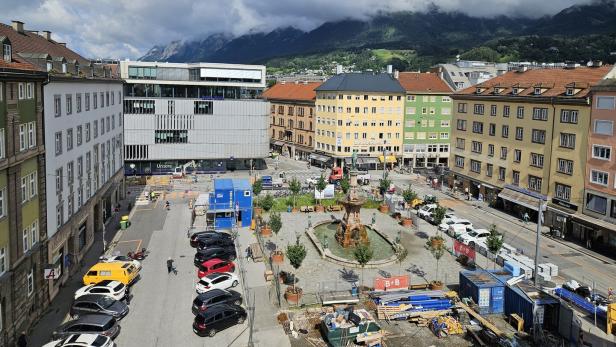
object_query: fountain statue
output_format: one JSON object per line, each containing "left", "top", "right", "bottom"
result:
{"left": 336, "top": 151, "right": 370, "bottom": 248}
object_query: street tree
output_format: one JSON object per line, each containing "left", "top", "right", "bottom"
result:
{"left": 269, "top": 212, "right": 282, "bottom": 236}
{"left": 486, "top": 224, "right": 504, "bottom": 269}
{"left": 315, "top": 174, "right": 327, "bottom": 205}
{"left": 252, "top": 179, "right": 263, "bottom": 206}
{"left": 426, "top": 236, "right": 446, "bottom": 283}
{"left": 379, "top": 177, "right": 392, "bottom": 196}
{"left": 432, "top": 205, "right": 448, "bottom": 226}
{"left": 401, "top": 185, "right": 417, "bottom": 218}
{"left": 261, "top": 194, "right": 274, "bottom": 212}
{"left": 288, "top": 177, "right": 301, "bottom": 208}
{"left": 354, "top": 244, "right": 374, "bottom": 289}
{"left": 286, "top": 237, "right": 307, "bottom": 293}
{"left": 395, "top": 245, "right": 408, "bottom": 275}
{"left": 340, "top": 177, "right": 350, "bottom": 194}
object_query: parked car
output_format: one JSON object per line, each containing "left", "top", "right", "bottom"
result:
{"left": 43, "top": 333, "right": 115, "bottom": 347}
{"left": 417, "top": 204, "right": 438, "bottom": 220}
{"left": 70, "top": 294, "right": 129, "bottom": 320}
{"left": 192, "top": 304, "right": 247, "bottom": 337}
{"left": 192, "top": 289, "right": 242, "bottom": 315}
{"left": 439, "top": 218, "right": 472, "bottom": 232}
{"left": 196, "top": 237, "right": 235, "bottom": 250}
{"left": 99, "top": 255, "right": 142, "bottom": 271}
{"left": 52, "top": 314, "right": 121, "bottom": 340}
{"left": 196, "top": 272, "right": 240, "bottom": 293}
{"left": 356, "top": 171, "right": 371, "bottom": 185}
{"left": 190, "top": 231, "right": 233, "bottom": 248}
{"left": 197, "top": 259, "right": 236, "bottom": 278}
{"left": 194, "top": 246, "right": 237, "bottom": 266}
{"left": 459, "top": 229, "right": 491, "bottom": 246}
{"left": 75, "top": 280, "right": 126, "bottom": 301}
{"left": 83, "top": 262, "right": 139, "bottom": 286}
{"left": 305, "top": 176, "right": 320, "bottom": 187}
{"left": 447, "top": 223, "right": 474, "bottom": 239}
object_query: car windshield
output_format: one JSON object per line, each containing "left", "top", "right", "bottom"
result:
{"left": 93, "top": 335, "right": 109, "bottom": 346}
{"left": 113, "top": 282, "right": 125, "bottom": 291}
{"left": 99, "top": 296, "right": 117, "bottom": 308}
{"left": 467, "top": 231, "right": 478, "bottom": 237}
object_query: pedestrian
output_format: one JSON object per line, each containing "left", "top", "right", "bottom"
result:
{"left": 17, "top": 331, "right": 27, "bottom": 347}
{"left": 523, "top": 212, "right": 529, "bottom": 224}
{"left": 167, "top": 257, "right": 174, "bottom": 274}
{"left": 125, "top": 286, "right": 131, "bottom": 305}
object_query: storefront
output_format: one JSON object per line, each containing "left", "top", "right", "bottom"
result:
{"left": 570, "top": 213, "right": 616, "bottom": 252}
{"left": 497, "top": 185, "right": 546, "bottom": 222}
{"left": 309, "top": 153, "right": 332, "bottom": 168}
{"left": 344, "top": 156, "right": 379, "bottom": 170}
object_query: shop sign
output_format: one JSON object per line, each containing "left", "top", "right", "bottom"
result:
{"left": 552, "top": 198, "right": 578, "bottom": 211}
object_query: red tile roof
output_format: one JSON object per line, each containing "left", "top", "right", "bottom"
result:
{"left": 397, "top": 72, "right": 452, "bottom": 93}
{"left": 456, "top": 66, "right": 614, "bottom": 98}
{"left": 262, "top": 82, "right": 321, "bottom": 102}
{"left": 0, "top": 23, "right": 89, "bottom": 65}
{"left": 0, "top": 58, "right": 40, "bottom": 71}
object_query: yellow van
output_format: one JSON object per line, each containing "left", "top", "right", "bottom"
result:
{"left": 83, "top": 262, "right": 139, "bottom": 285}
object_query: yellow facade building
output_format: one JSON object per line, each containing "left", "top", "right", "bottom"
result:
{"left": 450, "top": 65, "right": 616, "bottom": 231}
{"left": 314, "top": 73, "right": 405, "bottom": 169}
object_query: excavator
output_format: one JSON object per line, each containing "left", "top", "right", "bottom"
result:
{"left": 172, "top": 160, "right": 196, "bottom": 178}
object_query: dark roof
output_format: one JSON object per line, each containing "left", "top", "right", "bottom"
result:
{"left": 316, "top": 73, "right": 405, "bottom": 93}
{"left": 397, "top": 72, "right": 452, "bottom": 93}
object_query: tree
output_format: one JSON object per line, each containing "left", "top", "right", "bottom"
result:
{"left": 486, "top": 224, "right": 504, "bottom": 269}
{"left": 315, "top": 174, "right": 327, "bottom": 205}
{"left": 353, "top": 244, "right": 374, "bottom": 289}
{"left": 340, "top": 177, "right": 350, "bottom": 194}
{"left": 253, "top": 179, "right": 263, "bottom": 206}
{"left": 426, "top": 236, "right": 446, "bottom": 283}
{"left": 401, "top": 185, "right": 417, "bottom": 217}
{"left": 269, "top": 212, "right": 282, "bottom": 236}
{"left": 288, "top": 178, "right": 301, "bottom": 208}
{"left": 432, "top": 206, "right": 447, "bottom": 226}
{"left": 379, "top": 177, "right": 392, "bottom": 196}
{"left": 286, "top": 237, "right": 307, "bottom": 292}
{"left": 395, "top": 245, "right": 408, "bottom": 276}
{"left": 261, "top": 194, "right": 274, "bottom": 212}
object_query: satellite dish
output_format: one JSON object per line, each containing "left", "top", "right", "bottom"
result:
{"left": 587, "top": 61, "right": 593, "bottom": 67}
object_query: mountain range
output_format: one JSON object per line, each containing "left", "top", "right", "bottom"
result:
{"left": 139, "top": 1, "right": 616, "bottom": 68}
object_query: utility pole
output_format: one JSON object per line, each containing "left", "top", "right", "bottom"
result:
{"left": 102, "top": 203, "right": 107, "bottom": 253}
{"left": 533, "top": 198, "right": 544, "bottom": 286}
{"left": 382, "top": 141, "right": 388, "bottom": 180}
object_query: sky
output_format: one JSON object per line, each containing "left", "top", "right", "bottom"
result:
{"left": 0, "top": 0, "right": 593, "bottom": 60}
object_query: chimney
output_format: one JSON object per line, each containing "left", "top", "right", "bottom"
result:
{"left": 387, "top": 64, "right": 393, "bottom": 74}
{"left": 394, "top": 70, "right": 399, "bottom": 79}
{"left": 336, "top": 64, "right": 343, "bottom": 75}
{"left": 11, "top": 20, "right": 24, "bottom": 33}
{"left": 42, "top": 30, "right": 52, "bottom": 41}
{"left": 281, "top": 81, "right": 286, "bottom": 85}
{"left": 58, "top": 43, "right": 67, "bottom": 47}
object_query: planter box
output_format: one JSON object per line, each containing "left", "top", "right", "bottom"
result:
{"left": 401, "top": 218, "right": 413, "bottom": 227}
{"left": 378, "top": 204, "right": 390, "bottom": 213}
{"left": 271, "top": 252, "right": 284, "bottom": 264}
{"left": 315, "top": 205, "right": 326, "bottom": 213}
{"left": 260, "top": 226, "right": 272, "bottom": 237}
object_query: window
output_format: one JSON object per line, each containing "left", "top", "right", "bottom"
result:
{"left": 154, "top": 130, "right": 189, "bottom": 143}
{"left": 566, "top": 88, "right": 574, "bottom": 96}
{"left": 54, "top": 95, "right": 61, "bottom": 117}
{"left": 85, "top": 93, "right": 90, "bottom": 111}
{"left": 66, "top": 95, "right": 72, "bottom": 115}
{"left": 498, "top": 167, "right": 506, "bottom": 181}
{"left": 66, "top": 128, "right": 73, "bottom": 151}
{"left": 101, "top": 118, "right": 105, "bottom": 135}
{"left": 0, "top": 128, "right": 4, "bottom": 159}
{"left": 29, "top": 172, "right": 37, "bottom": 198}
{"left": 514, "top": 149, "right": 521, "bottom": 163}
{"left": 0, "top": 247, "right": 5, "bottom": 275}
{"left": 26, "top": 82, "right": 33, "bottom": 99}
{"left": 407, "top": 95, "right": 416, "bottom": 101}
{"left": 515, "top": 127, "right": 523, "bottom": 140}
{"left": 512, "top": 171, "right": 520, "bottom": 186}
{"left": 490, "top": 105, "right": 497, "bottom": 116}
{"left": 590, "top": 170, "right": 609, "bottom": 186}
{"left": 27, "top": 269, "right": 34, "bottom": 296}
{"left": 532, "top": 107, "right": 548, "bottom": 121}
{"left": 93, "top": 93, "right": 97, "bottom": 109}
{"left": 503, "top": 105, "right": 510, "bottom": 117}
{"left": 3, "top": 42, "right": 11, "bottom": 62}
{"left": 55, "top": 168, "right": 63, "bottom": 194}
{"left": 472, "top": 121, "right": 483, "bottom": 134}
{"left": 76, "top": 93, "right": 82, "bottom": 113}
{"left": 473, "top": 104, "right": 484, "bottom": 115}
{"left": 532, "top": 129, "right": 545, "bottom": 144}
{"left": 55, "top": 131, "right": 62, "bottom": 156}
{"left": 586, "top": 193, "right": 607, "bottom": 214}
{"left": 501, "top": 125, "right": 509, "bottom": 138}
{"left": 18, "top": 83, "right": 24, "bottom": 100}
{"left": 23, "top": 227, "right": 29, "bottom": 253}
{"left": 560, "top": 109, "right": 578, "bottom": 124}
{"left": 488, "top": 144, "right": 494, "bottom": 157}
{"left": 559, "top": 133, "right": 576, "bottom": 149}
{"left": 516, "top": 106, "right": 524, "bottom": 119}
{"left": 592, "top": 145, "right": 611, "bottom": 160}
{"left": 106, "top": 116, "right": 110, "bottom": 132}
{"left": 530, "top": 153, "right": 544, "bottom": 168}
{"left": 194, "top": 101, "right": 213, "bottom": 114}
{"left": 489, "top": 123, "right": 496, "bottom": 136}
{"left": 0, "top": 188, "right": 5, "bottom": 218}
{"left": 456, "top": 119, "right": 467, "bottom": 131}
{"left": 20, "top": 176, "right": 27, "bottom": 203}
{"left": 594, "top": 120, "right": 613, "bottom": 135}
{"left": 76, "top": 125, "right": 82, "bottom": 146}
{"left": 596, "top": 96, "right": 615, "bottom": 110}
{"left": 85, "top": 123, "right": 91, "bottom": 142}
{"left": 455, "top": 138, "right": 465, "bottom": 149}
{"left": 30, "top": 219, "right": 38, "bottom": 246}
{"left": 455, "top": 156, "right": 465, "bottom": 168}
{"left": 528, "top": 175, "right": 542, "bottom": 192}
{"left": 440, "top": 120, "right": 450, "bottom": 127}
{"left": 470, "top": 160, "right": 481, "bottom": 173}
{"left": 67, "top": 161, "right": 74, "bottom": 185}
{"left": 442, "top": 108, "right": 451, "bottom": 115}
{"left": 18, "top": 124, "right": 25, "bottom": 151}
{"left": 486, "top": 164, "right": 493, "bottom": 177}
{"left": 500, "top": 147, "right": 507, "bottom": 160}
{"left": 555, "top": 183, "right": 571, "bottom": 201}
{"left": 28, "top": 122, "right": 35, "bottom": 148}
{"left": 457, "top": 103, "right": 467, "bottom": 113}
{"left": 93, "top": 120, "right": 98, "bottom": 139}
{"left": 471, "top": 141, "right": 482, "bottom": 153}
{"left": 557, "top": 159, "right": 574, "bottom": 175}
{"left": 440, "top": 132, "right": 449, "bottom": 140}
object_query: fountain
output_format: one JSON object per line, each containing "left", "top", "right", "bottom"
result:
{"left": 335, "top": 167, "right": 369, "bottom": 248}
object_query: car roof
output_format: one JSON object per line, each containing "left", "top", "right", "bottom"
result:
{"left": 196, "top": 303, "right": 241, "bottom": 316}
{"left": 74, "top": 294, "right": 111, "bottom": 303}
{"left": 63, "top": 333, "right": 106, "bottom": 344}
{"left": 203, "top": 258, "right": 226, "bottom": 266}
{"left": 198, "top": 289, "right": 230, "bottom": 299}
{"left": 89, "top": 262, "right": 128, "bottom": 270}
{"left": 205, "top": 272, "right": 231, "bottom": 280}
{"left": 95, "top": 280, "right": 120, "bottom": 287}
{"left": 66, "top": 314, "right": 114, "bottom": 325}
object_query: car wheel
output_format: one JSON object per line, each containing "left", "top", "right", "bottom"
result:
{"left": 229, "top": 255, "right": 236, "bottom": 261}
{"left": 234, "top": 299, "right": 241, "bottom": 306}
{"left": 208, "top": 328, "right": 217, "bottom": 337}
{"left": 232, "top": 280, "right": 239, "bottom": 287}
{"left": 469, "top": 241, "right": 475, "bottom": 248}
{"left": 230, "top": 267, "right": 236, "bottom": 272}
{"left": 237, "top": 316, "right": 246, "bottom": 324}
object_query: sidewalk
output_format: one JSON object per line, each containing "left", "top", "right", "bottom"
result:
{"left": 28, "top": 198, "right": 134, "bottom": 346}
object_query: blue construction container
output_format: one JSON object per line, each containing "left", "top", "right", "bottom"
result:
{"left": 504, "top": 281, "right": 559, "bottom": 332}
{"left": 211, "top": 179, "right": 234, "bottom": 210}
{"left": 459, "top": 270, "right": 506, "bottom": 315}
{"left": 231, "top": 179, "right": 253, "bottom": 227}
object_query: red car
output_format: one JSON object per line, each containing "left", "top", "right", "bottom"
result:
{"left": 197, "top": 258, "right": 236, "bottom": 279}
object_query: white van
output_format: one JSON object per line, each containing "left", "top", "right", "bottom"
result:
{"left": 448, "top": 223, "right": 473, "bottom": 239}
{"left": 439, "top": 217, "right": 472, "bottom": 232}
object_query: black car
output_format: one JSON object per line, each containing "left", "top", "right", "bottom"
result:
{"left": 52, "top": 314, "right": 121, "bottom": 340}
{"left": 196, "top": 237, "right": 235, "bottom": 250}
{"left": 70, "top": 294, "right": 129, "bottom": 319}
{"left": 193, "top": 304, "right": 247, "bottom": 337}
{"left": 190, "top": 231, "right": 233, "bottom": 248}
{"left": 192, "top": 289, "right": 242, "bottom": 315}
{"left": 194, "top": 246, "right": 237, "bottom": 266}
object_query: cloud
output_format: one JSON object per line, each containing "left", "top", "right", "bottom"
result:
{"left": 0, "top": 0, "right": 592, "bottom": 59}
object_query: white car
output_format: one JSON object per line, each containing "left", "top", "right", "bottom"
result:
{"left": 459, "top": 229, "right": 491, "bottom": 246}
{"left": 43, "top": 333, "right": 115, "bottom": 347}
{"left": 417, "top": 204, "right": 438, "bottom": 220}
{"left": 448, "top": 223, "right": 474, "bottom": 239}
{"left": 439, "top": 218, "right": 473, "bottom": 232}
{"left": 305, "top": 176, "right": 319, "bottom": 187}
{"left": 99, "top": 255, "right": 142, "bottom": 271}
{"left": 75, "top": 280, "right": 126, "bottom": 301}
{"left": 196, "top": 272, "right": 240, "bottom": 294}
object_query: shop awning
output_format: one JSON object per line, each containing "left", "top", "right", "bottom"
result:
{"left": 272, "top": 141, "right": 284, "bottom": 146}
{"left": 498, "top": 187, "right": 543, "bottom": 211}
{"left": 344, "top": 157, "right": 378, "bottom": 165}
{"left": 571, "top": 213, "right": 616, "bottom": 232}
{"left": 378, "top": 155, "right": 397, "bottom": 164}
{"left": 309, "top": 153, "right": 331, "bottom": 163}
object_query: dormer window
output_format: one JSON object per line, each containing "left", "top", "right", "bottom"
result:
{"left": 46, "top": 59, "right": 52, "bottom": 72}
{"left": 512, "top": 88, "right": 519, "bottom": 95}
{"left": 62, "top": 62, "right": 67, "bottom": 73}
{"left": 75, "top": 62, "right": 80, "bottom": 75}
{"left": 566, "top": 88, "right": 574, "bottom": 96}
{"left": 2, "top": 43, "right": 11, "bottom": 62}
{"left": 475, "top": 87, "right": 482, "bottom": 94}
{"left": 534, "top": 88, "right": 542, "bottom": 95}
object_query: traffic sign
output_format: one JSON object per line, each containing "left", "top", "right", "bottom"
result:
{"left": 44, "top": 267, "right": 60, "bottom": 280}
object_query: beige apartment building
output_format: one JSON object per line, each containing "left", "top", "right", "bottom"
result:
{"left": 450, "top": 65, "right": 616, "bottom": 247}
{"left": 314, "top": 73, "right": 405, "bottom": 169}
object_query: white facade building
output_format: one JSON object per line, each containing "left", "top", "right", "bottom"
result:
{"left": 43, "top": 78, "right": 124, "bottom": 299}
{"left": 120, "top": 61, "right": 269, "bottom": 174}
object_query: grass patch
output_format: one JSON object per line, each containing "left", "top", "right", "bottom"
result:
{"left": 269, "top": 193, "right": 381, "bottom": 212}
